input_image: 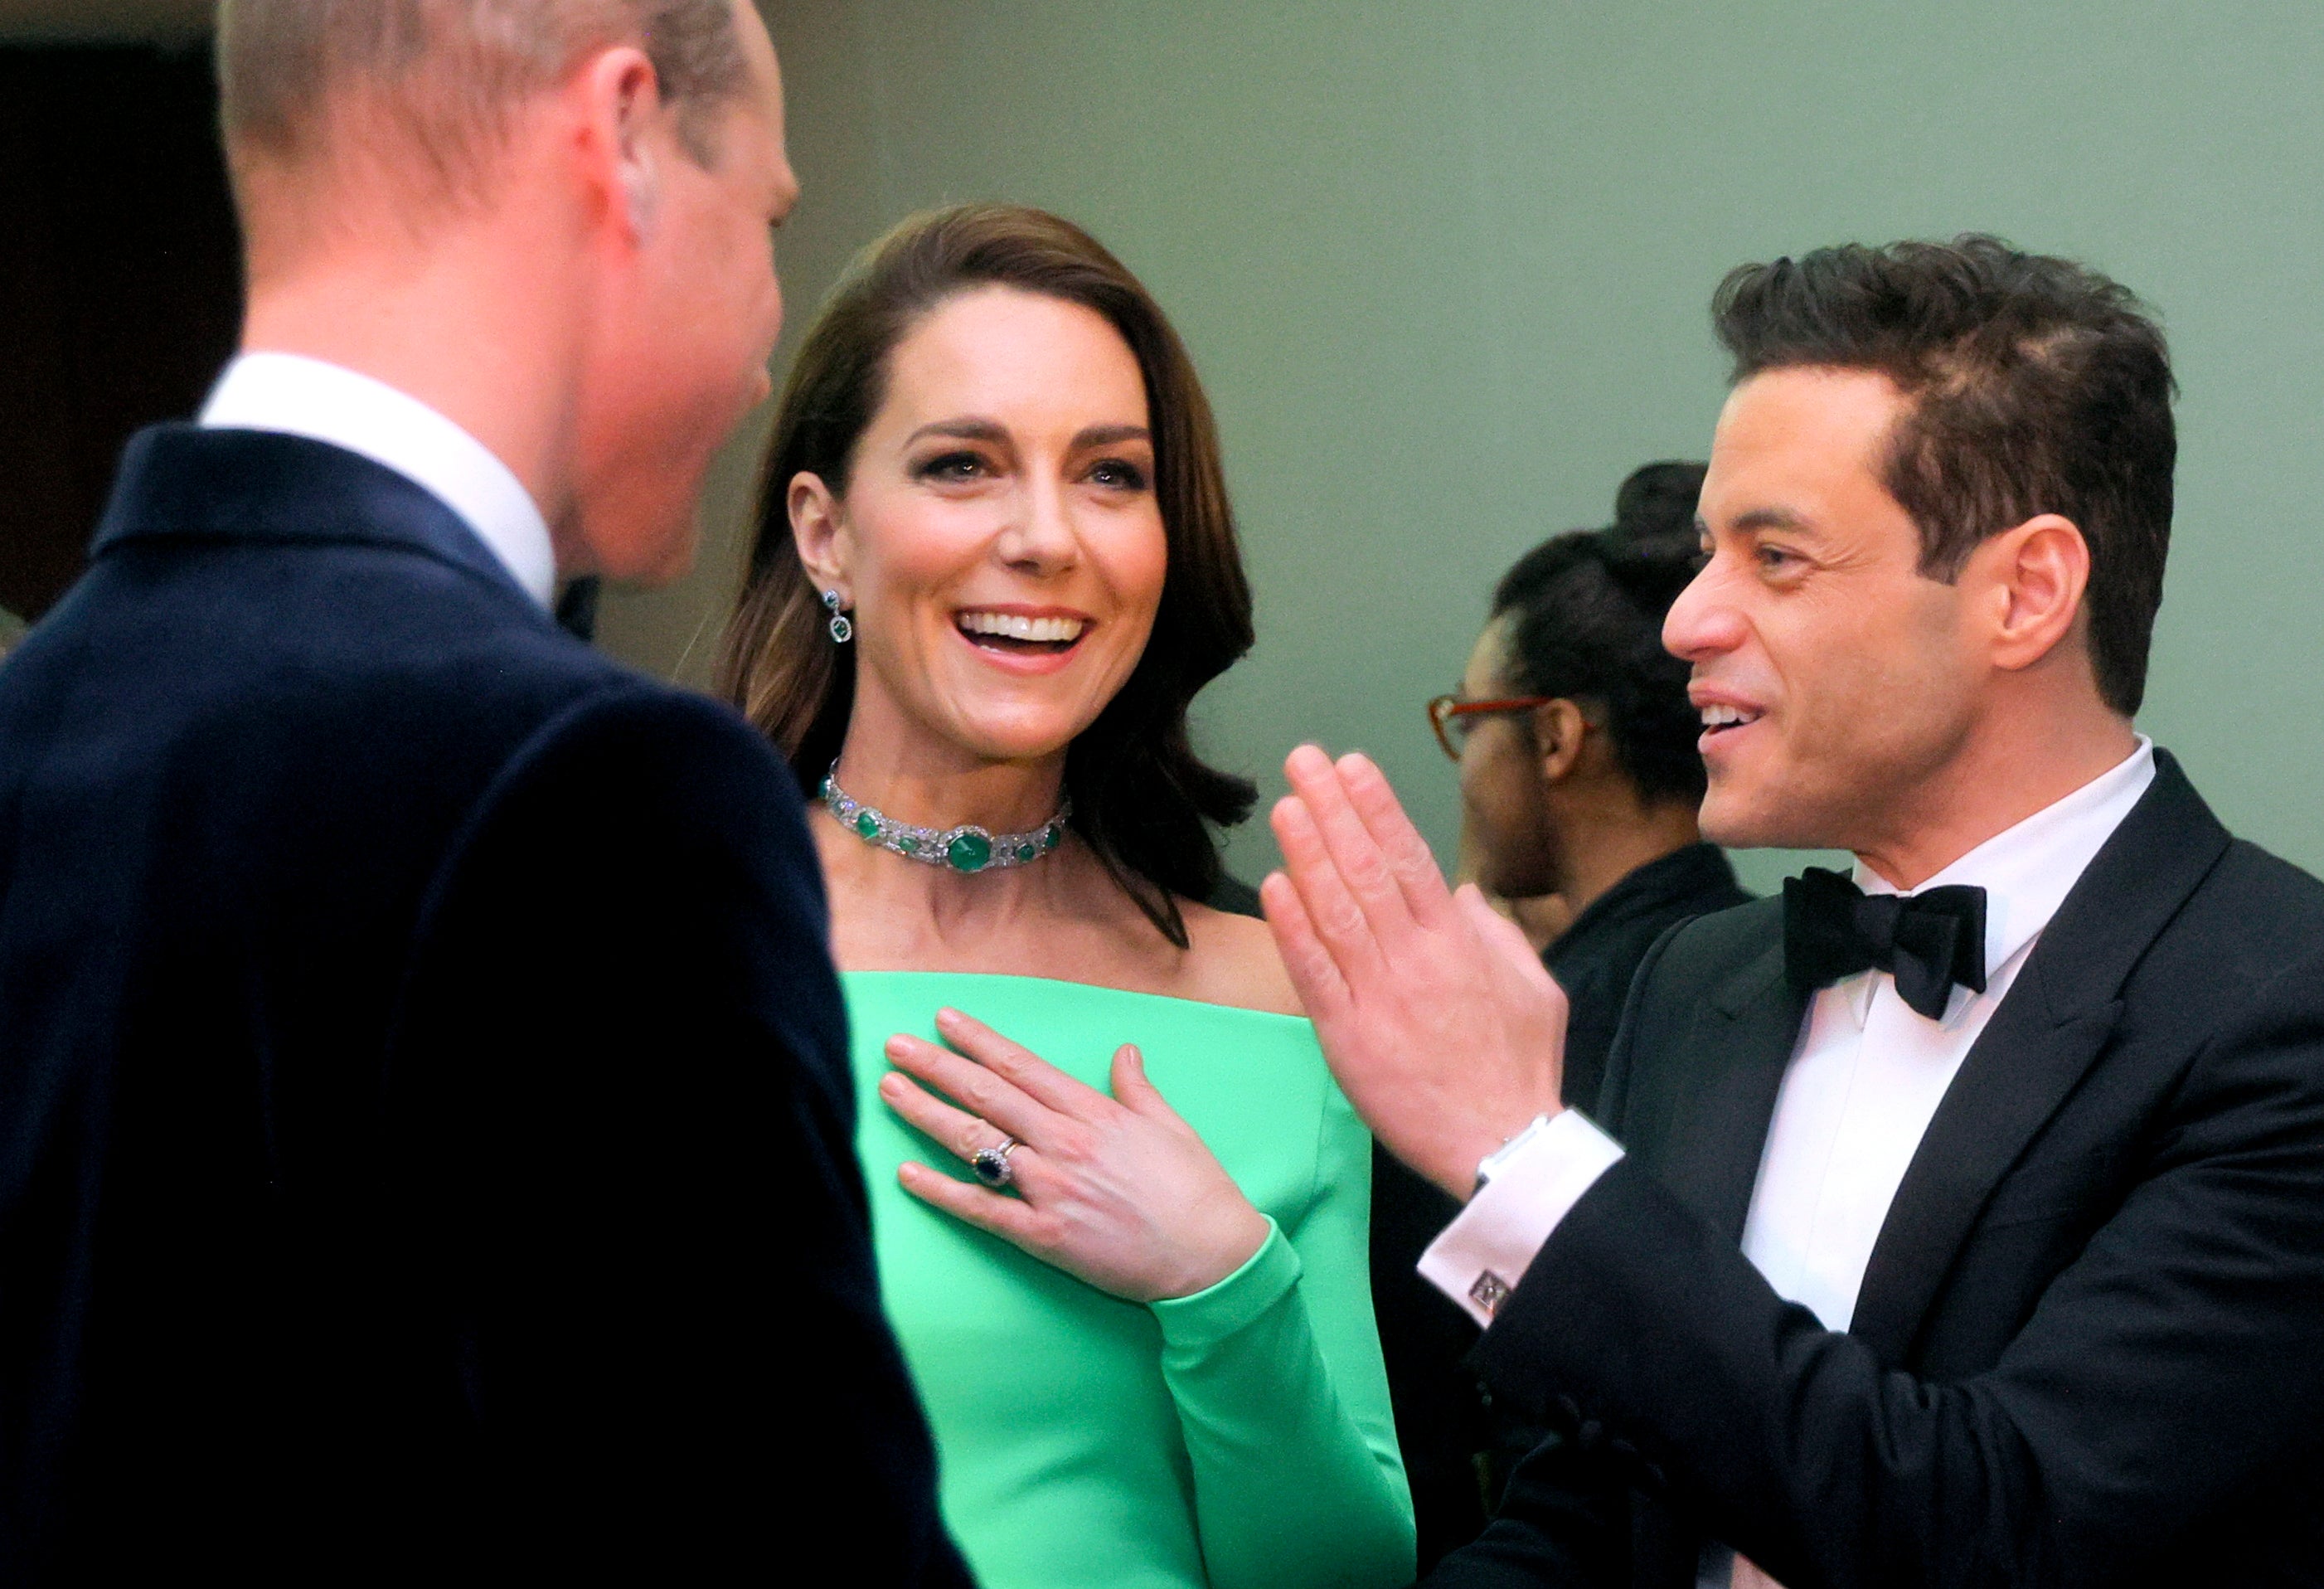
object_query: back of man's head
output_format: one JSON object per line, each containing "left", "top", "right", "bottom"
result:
{"left": 217, "top": 0, "right": 748, "bottom": 250}
{"left": 1710, "top": 236, "right": 2175, "bottom": 717}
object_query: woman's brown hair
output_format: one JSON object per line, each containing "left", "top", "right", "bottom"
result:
{"left": 716, "top": 202, "right": 1256, "bottom": 948}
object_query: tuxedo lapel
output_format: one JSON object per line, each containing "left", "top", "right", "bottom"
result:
{"left": 1846, "top": 988, "right": 2121, "bottom": 1363}
{"left": 1654, "top": 938, "right": 1807, "bottom": 1242}
{"left": 1848, "top": 752, "right": 2232, "bottom": 1364}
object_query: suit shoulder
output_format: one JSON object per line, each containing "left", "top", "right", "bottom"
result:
{"left": 1647, "top": 893, "right": 1785, "bottom": 985}
{"left": 2197, "top": 838, "right": 2324, "bottom": 926}
{"left": 2156, "top": 837, "right": 2324, "bottom": 997}
{"left": 486, "top": 679, "right": 806, "bottom": 830}
{"left": 410, "top": 682, "right": 829, "bottom": 1000}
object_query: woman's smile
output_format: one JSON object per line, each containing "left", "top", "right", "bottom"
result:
{"left": 952, "top": 605, "right": 1095, "bottom": 675}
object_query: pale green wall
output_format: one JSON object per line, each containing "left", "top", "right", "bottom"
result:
{"left": 602, "top": 1, "right": 2324, "bottom": 896}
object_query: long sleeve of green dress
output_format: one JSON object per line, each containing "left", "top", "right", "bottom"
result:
{"left": 1151, "top": 1085, "right": 1417, "bottom": 1588}
{"left": 843, "top": 971, "right": 1417, "bottom": 1589}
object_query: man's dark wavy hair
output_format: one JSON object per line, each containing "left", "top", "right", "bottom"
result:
{"left": 1493, "top": 461, "right": 1709, "bottom": 807}
{"left": 1712, "top": 235, "right": 2175, "bottom": 715}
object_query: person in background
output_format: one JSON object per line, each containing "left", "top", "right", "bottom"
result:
{"left": 719, "top": 202, "right": 1413, "bottom": 1589}
{"left": 1468, "top": 869, "right": 1572, "bottom": 956}
{"left": 0, "top": 3, "right": 966, "bottom": 1582}
{"left": 1375, "top": 462, "right": 1749, "bottom": 1569}
{"left": 1454, "top": 463, "right": 1750, "bottom": 1112}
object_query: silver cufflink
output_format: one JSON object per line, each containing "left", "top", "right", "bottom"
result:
{"left": 1469, "top": 1271, "right": 1513, "bottom": 1315}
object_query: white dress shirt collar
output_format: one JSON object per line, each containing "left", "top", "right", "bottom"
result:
{"left": 199, "top": 352, "right": 556, "bottom": 610}
{"left": 1844, "top": 736, "right": 2157, "bottom": 1028}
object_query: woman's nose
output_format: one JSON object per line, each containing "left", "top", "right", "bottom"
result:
{"left": 997, "top": 474, "right": 1080, "bottom": 573}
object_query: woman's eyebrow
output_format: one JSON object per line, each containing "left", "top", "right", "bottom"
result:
{"left": 903, "top": 418, "right": 1008, "bottom": 446}
{"left": 1074, "top": 424, "right": 1152, "bottom": 449}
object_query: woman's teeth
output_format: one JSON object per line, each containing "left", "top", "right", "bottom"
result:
{"left": 957, "top": 611, "right": 1088, "bottom": 646}
{"left": 1700, "top": 703, "right": 1761, "bottom": 731}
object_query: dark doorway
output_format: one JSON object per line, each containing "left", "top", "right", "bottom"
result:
{"left": 0, "top": 42, "right": 241, "bottom": 624}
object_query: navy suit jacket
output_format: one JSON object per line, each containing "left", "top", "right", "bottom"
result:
{"left": 0, "top": 427, "right": 972, "bottom": 1584}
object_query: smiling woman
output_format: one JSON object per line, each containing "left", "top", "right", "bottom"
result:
{"left": 716, "top": 203, "right": 1414, "bottom": 1589}
{"left": 721, "top": 202, "right": 1254, "bottom": 944}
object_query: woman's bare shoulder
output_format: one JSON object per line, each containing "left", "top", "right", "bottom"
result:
{"left": 1174, "top": 900, "right": 1304, "bottom": 1018}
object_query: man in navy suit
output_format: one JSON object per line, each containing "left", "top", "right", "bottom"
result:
{"left": 0, "top": 3, "right": 969, "bottom": 1582}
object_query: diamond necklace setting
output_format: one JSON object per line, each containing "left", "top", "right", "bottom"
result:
{"left": 820, "top": 763, "right": 1070, "bottom": 875}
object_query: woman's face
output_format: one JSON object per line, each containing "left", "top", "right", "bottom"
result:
{"left": 811, "top": 285, "right": 1170, "bottom": 768}
{"left": 1458, "top": 615, "right": 1561, "bottom": 898}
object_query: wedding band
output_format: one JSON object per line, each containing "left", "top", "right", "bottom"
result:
{"left": 971, "top": 1137, "right": 1020, "bottom": 1188}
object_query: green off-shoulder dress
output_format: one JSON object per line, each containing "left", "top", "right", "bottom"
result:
{"left": 845, "top": 971, "right": 1417, "bottom": 1589}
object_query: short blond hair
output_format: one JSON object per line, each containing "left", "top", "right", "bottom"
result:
{"left": 217, "top": 0, "right": 749, "bottom": 202}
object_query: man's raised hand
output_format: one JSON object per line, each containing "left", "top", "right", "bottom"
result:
{"left": 1262, "top": 745, "right": 1568, "bottom": 1198}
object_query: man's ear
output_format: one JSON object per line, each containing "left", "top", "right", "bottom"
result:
{"left": 570, "top": 45, "right": 665, "bottom": 239}
{"left": 1531, "top": 698, "right": 1589, "bottom": 787}
{"left": 790, "top": 471, "right": 850, "bottom": 595}
{"left": 1974, "top": 513, "right": 2090, "bottom": 674}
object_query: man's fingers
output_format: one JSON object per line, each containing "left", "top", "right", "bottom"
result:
{"left": 1270, "top": 792, "right": 1389, "bottom": 988}
{"left": 1338, "top": 751, "right": 1457, "bottom": 926}
{"left": 1260, "top": 868, "right": 1351, "bottom": 1021}
{"left": 1281, "top": 745, "right": 1417, "bottom": 938}
{"left": 931, "top": 1007, "right": 1107, "bottom": 1117}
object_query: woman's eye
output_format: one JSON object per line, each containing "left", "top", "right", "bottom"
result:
{"left": 915, "top": 452, "right": 987, "bottom": 484}
{"left": 1088, "top": 459, "right": 1149, "bottom": 492}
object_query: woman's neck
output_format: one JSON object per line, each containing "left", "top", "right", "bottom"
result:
{"left": 828, "top": 737, "right": 1068, "bottom": 837}
{"left": 818, "top": 726, "right": 1094, "bottom": 957}
{"left": 814, "top": 727, "right": 1295, "bottom": 1012}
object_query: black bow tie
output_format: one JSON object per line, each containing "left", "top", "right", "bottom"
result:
{"left": 1783, "top": 867, "right": 1988, "bottom": 1020}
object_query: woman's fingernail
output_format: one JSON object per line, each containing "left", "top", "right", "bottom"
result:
{"left": 878, "top": 1072, "right": 905, "bottom": 1099}
{"left": 885, "top": 1034, "right": 912, "bottom": 1058}
{"left": 935, "top": 1008, "right": 960, "bottom": 1029}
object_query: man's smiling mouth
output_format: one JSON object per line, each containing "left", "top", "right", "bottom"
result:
{"left": 1700, "top": 703, "right": 1764, "bottom": 736}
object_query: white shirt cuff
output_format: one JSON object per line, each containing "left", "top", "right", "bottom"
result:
{"left": 1418, "top": 1110, "right": 1625, "bottom": 1327}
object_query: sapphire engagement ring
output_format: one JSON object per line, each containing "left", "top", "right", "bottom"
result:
{"left": 971, "top": 1137, "right": 1021, "bottom": 1189}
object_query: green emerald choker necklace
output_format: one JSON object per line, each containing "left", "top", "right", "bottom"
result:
{"left": 820, "top": 763, "right": 1070, "bottom": 875}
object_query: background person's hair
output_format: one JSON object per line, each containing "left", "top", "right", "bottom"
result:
{"left": 216, "top": 0, "right": 749, "bottom": 206}
{"left": 1492, "top": 461, "right": 1710, "bottom": 808}
{"left": 1712, "top": 234, "right": 2175, "bottom": 716}
{"left": 716, "top": 202, "right": 1257, "bottom": 948}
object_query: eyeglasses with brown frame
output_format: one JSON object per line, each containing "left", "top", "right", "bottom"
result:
{"left": 1426, "top": 692, "right": 1555, "bottom": 760}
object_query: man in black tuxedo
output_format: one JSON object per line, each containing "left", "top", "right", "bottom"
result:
{"left": 0, "top": 2, "right": 968, "bottom": 1582}
{"left": 1264, "top": 237, "right": 2324, "bottom": 1586}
